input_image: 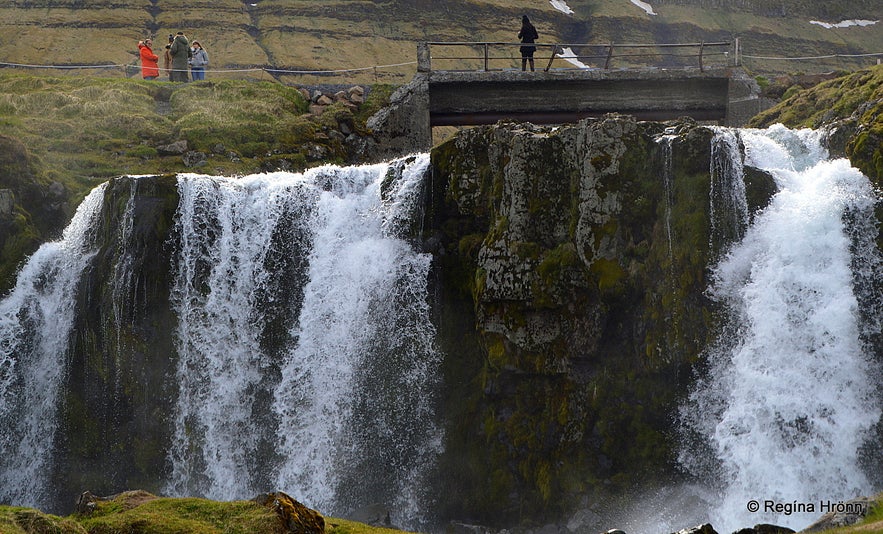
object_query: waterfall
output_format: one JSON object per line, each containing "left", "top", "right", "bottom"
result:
{"left": 656, "top": 133, "right": 676, "bottom": 265}
{"left": 164, "top": 155, "right": 442, "bottom": 525}
{"left": 681, "top": 125, "right": 881, "bottom": 531}
{"left": 708, "top": 128, "right": 749, "bottom": 255}
{"left": 0, "top": 184, "right": 107, "bottom": 509}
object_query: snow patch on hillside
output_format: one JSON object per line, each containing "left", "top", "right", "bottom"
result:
{"left": 630, "top": 0, "right": 657, "bottom": 16}
{"left": 550, "top": 0, "right": 574, "bottom": 15}
{"left": 557, "top": 47, "right": 592, "bottom": 69}
{"left": 810, "top": 19, "right": 878, "bottom": 29}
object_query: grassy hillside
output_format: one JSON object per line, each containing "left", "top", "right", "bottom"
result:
{"left": 0, "top": 0, "right": 881, "bottom": 84}
{"left": 0, "top": 491, "right": 412, "bottom": 534}
{"left": 0, "top": 72, "right": 391, "bottom": 292}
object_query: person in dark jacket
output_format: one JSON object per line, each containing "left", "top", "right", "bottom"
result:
{"left": 169, "top": 31, "right": 191, "bottom": 82}
{"left": 518, "top": 15, "right": 539, "bottom": 71}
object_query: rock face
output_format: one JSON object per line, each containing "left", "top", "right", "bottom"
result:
{"left": 2, "top": 116, "right": 782, "bottom": 525}
{"left": 0, "top": 135, "right": 70, "bottom": 293}
{"left": 427, "top": 116, "right": 775, "bottom": 523}
{"left": 53, "top": 175, "right": 181, "bottom": 509}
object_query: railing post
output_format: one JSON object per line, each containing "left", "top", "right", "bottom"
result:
{"left": 605, "top": 43, "right": 614, "bottom": 69}
{"left": 484, "top": 43, "right": 489, "bottom": 71}
{"left": 699, "top": 41, "right": 705, "bottom": 71}
{"left": 417, "top": 42, "right": 431, "bottom": 72}
{"left": 544, "top": 44, "right": 558, "bottom": 72}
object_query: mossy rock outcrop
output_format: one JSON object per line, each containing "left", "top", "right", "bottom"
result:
{"left": 428, "top": 116, "right": 775, "bottom": 525}
{"left": 0, "top": 135, "right": 71, "bottom": 293}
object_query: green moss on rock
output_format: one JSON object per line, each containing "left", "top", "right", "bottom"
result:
{"left": 429, "top": 116, "right": 722, "bottom": 525}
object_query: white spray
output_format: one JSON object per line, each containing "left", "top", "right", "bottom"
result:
{"left": 681, "top": 125, "right": 881, "bottom": 531}
{"left": 0, "top": 184, "right": 107, "bottom": 509}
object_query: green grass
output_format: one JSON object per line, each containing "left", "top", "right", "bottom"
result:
{"left": 0, "top": 492, "right": 418, "bottom": 534}
{"left": 813, "top": 495, "right": 883, "bottom": 534}
{"left": 0, "top": 72, "right": 363, "bottom": 199}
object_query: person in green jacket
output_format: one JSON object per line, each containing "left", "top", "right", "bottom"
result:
{"left": 169, "top": 31, "right": 191, "bottom": 82}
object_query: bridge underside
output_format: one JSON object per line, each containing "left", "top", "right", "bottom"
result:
{"left": 428, "top": 67, "right": 732, "bottom": 126}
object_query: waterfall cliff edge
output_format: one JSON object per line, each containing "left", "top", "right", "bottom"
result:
{"left": 1, "top": 117, "right": 881, "bottom": 533}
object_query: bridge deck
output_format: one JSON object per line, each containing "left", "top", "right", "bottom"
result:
{"left": 428, "top": 66, "right": 733, "bottom": 126}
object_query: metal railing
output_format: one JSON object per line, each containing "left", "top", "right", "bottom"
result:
{"left": 418, "top": 40, "right": 739, "bottom": 72}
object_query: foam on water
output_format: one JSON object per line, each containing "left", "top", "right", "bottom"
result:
{"left": 681, "top": 125, "right": 881, "bottom": 531}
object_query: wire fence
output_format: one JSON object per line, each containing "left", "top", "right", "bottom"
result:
{"left": 0, "top": 59, "right": 419, "bottom": 82}
{"left": 1, "top": 44, "right": 882, "bottom": 80}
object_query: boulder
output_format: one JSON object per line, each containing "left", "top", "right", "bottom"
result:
{"left": 253, "top": 492, "right": 325, "bottom": 534}
{"left": 672, "top": 525, "right": 718, "bottom": 534}
{"left": 156, "top": 139, "right": 188, "bottom": 155}
{"left": 182, "top": 150, "right": 207, "bottom": 167}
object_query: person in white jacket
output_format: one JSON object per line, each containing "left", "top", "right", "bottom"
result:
{"left": 189, "top": 41, "right": 209, "bottom": 81}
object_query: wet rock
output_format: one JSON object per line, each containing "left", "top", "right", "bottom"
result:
{"left": 253, "top": 492, "right": 324, "bottom": 534}
{"left": 672, "top": 525, "right": 718, "bottom": 534}
{"left": 75, "top": 490, "right": 101, "bottom": 515}
{"left": 801, "top": 497, "right": 873, "bottom": 532}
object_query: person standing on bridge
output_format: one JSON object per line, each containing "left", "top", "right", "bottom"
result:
{"left": 518, "top": 15, "right": 539, "bottom": 71}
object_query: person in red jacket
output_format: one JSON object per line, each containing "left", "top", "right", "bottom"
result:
{"left": 138, "top": 39, "right": 160, "bottom": 80}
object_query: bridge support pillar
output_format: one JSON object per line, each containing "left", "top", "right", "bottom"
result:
{"left": 366, "top": 73, "right": 431, "bottom": 160}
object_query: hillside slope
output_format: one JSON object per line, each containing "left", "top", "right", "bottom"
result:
{"left": 0, "top": 0, "right": 881, "bottom": 83}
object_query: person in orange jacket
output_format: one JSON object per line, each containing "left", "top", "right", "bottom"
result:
{"left": 138, "top": 38, "right": 160, "bottom": 80}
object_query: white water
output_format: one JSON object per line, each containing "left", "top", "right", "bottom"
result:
{"left": 164, "top": 155, "right": 442, "bottom": 524}
{"left": 0, "top": 184, "right": 106, "bottom": 509}
{"left": 708, "top": 128, "right": 749, "bottom": 254}
{"left": 656, "top": 133, "right": 676, "bottom": 263}
{"left": 681, "top": 125, "right": 881, "bottom": 531}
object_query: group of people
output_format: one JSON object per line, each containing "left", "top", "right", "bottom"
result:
{"left": 138, "top": 32, "right": 209, "bottom": 81}
{"left": 136, "top": 15, "right": 536, "bottom": 79}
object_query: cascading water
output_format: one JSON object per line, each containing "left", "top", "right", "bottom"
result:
{"left": 708, "top": 127, "right": 749, "bottom": 254}
{"left": 681, "top": 125, "right": 882, "bottom": 531}
{"left": 164, "top": 155, "right": 442, "bottom": 525}
{"left": 0, "top": 184, "right": 107, "bottom": 509}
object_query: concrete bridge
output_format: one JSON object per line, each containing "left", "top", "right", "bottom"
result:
{"left": 368, "top": 41, "right": 771, "bottom": 157}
